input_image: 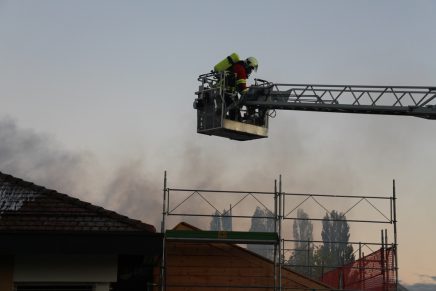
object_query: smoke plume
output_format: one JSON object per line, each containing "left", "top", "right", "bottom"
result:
{"left": 0, "top": 118, "right": 162, "bottom": 227}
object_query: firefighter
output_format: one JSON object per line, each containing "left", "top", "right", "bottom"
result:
{"left": 214, "top": 55, "right": 259, "bottom": 121}
{"left": 230, "top": 57, "right": 259, "bottom": 122}
{"left": 230, "top": 56, "right": 259, "bottom": 95}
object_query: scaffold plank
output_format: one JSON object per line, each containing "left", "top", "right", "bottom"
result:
{"left": 165, "top": 230, "right": 278, "bottom": 244}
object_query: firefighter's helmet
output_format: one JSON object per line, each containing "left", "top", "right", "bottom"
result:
{"left": 246, "top": 57, "right": 259, "bottom": 72}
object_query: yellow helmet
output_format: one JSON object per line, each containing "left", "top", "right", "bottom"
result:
{"left": 246, "top": 57, "right": 258, "bottom": 72}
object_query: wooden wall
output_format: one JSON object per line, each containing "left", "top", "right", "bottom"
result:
{"left": 155, "top": 241, "right": 330, "bottom": 291}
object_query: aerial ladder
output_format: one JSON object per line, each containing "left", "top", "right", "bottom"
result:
{"left": 194, "top": 71, "right": 436, "bottom": 141}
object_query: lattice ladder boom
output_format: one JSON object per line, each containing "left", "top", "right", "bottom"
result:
{"left": 244, "top": 83, "right": 436, "bottom": 120}
{"left": 194, "top": 73, "right": 436, "bottom": 140}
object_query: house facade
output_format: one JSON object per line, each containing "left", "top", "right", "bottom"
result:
{"left": 1, "top": 172, "right": 335, "bottom": 291}
{"left": 0, "top": 172, "right": 161, "bottom": 291}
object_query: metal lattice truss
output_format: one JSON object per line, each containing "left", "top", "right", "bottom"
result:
{"left": 283, "top": 193, "right": 392, "bottom": 224}
{"left": 245, "top": 81, "right": 436, "bottom": 119}
{"left": 164, "top": 188, "right": 394, "bottom": 231}
{"left": 166, "top": 189, "right": 277, "bottom": 220}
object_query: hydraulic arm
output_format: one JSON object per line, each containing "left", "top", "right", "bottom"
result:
{"left": 194, "top": 72, "right": 436, "bottom": 141}
{"left": 244, "top": 79, "right": 436, "bottom": 120}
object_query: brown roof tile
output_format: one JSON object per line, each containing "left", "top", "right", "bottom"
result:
{"left": 0, "top": 171, "right": 155, "bottom": 233}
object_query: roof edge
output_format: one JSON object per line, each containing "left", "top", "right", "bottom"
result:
{"left": 0, "top": 171, "right": 156, "bottom": 233}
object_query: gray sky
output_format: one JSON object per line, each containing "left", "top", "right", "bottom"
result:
{"left": 1, "top": 1, "right": 436, "bottom": 288}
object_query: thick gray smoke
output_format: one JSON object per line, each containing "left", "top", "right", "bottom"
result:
{"left": 0, "top": 114, "right": 423, "bottom": 235}
{"left": 0, "top": 118, "right": 95, "bottom": 196}
{"left": 0, "top": 118, "right": 162, "bottom": 227}
{"left": 101, "top": 159, "right": 162, "bottom": 227}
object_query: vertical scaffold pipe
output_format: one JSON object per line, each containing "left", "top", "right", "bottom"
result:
{"left": 393, "top": 179, "right": 399, "bottom": 291}
{"left": 385, "top": 229, "right": 390, "bottom": 291}
{"left": 274, "top": 179, "right": 277, "bottom": 291}
{"left": 279, "top": 175, "right": 282, "bottom": 291}
{"left": 359, "top": 242, "right": 363, "bottom": 290}
{"left": 381, "top": 230, "right": 386, "bottom": 291}
{"left": 160, "top": 171, "right": 167, "bottom": 291}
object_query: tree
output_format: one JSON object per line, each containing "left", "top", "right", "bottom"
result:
{"left": 210, "top": 210, "right": 222, "bottom": 231}
{"left": 221, "top": 208, "right": 232, "bottom": 231}
{"left": 314, "top": 210, "right": 355, "bottom": 275}
{"left": 247, "top": 206, "right": 275, "bottom": 260}
{"left": 210, "top": 208, "right": 232, "bottom": 231}
{"left": 289, "top": 209, "right": 314, "bottom": 277}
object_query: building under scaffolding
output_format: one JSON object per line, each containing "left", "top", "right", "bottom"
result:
{"left": 159, "top": 173, "right": 398, "bottom": 291}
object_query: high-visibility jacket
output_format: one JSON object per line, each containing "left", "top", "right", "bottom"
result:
{"left": 230, "top": 61, "right": 249, "bottom": 94}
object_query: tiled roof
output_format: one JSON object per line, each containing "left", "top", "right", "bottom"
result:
{"left": 0, "top": 171, "right": 155, "bottom": 233}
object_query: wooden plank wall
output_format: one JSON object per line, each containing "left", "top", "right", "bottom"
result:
{"left": 154, "top": 242, "right": 330, "bottom": 291}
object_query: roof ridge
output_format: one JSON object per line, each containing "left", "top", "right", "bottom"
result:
{"left": 0, "top": 171, "right": 155, "bottom": 233}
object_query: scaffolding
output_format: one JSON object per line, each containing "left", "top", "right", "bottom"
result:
{"left": 160, "top": 172, "right": 398, "bottom": 291}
